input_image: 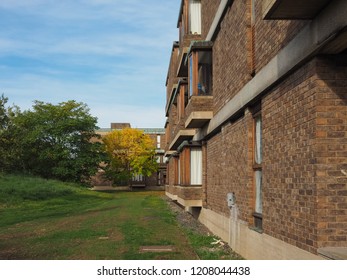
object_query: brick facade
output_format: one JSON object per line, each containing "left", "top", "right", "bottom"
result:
{"left": 164, "top": 0, "right": 347, "bottom": 259}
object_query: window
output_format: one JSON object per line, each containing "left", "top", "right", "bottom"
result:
{"left": 189, "top": 54, "right": 194, "bottom": 96}
{"left": 189, "top": 0, "right": 201, "bottom": 34}
{"left": 177, "top": 83, "right": 188, "bottom": 120}
{"left": 178, "top": 0, "right": 201, "bottom": 43}
{"left": 253, "top": 112, "right": 263, "bottom": 230}
{"left": 177, "top": 157, "right": 181, "bottom": 185}
{"left": 174, "top": 156, "right": 179, "bottom": 185}
{"left": 189, "top": 50, "right": 212, "bottom": 96}
{"left": 248, "top": 0, "right": 256, "bottom": 76}
{"left": 132, "top": 174, "right": 144, "bottom": 182}
{"left": 157, "top": 135, "right": 161, "bottom": 149}
{"left": 190, "top": 148, "right": 202, "bottom": 185}
{"left": 156, "top": 156, "right": 161, "bottom": 164}
{"left": 176, "top": 146, "right": 203, "bottom": 186}
{"left": 157, "top": 171, "right": 162, "bottom": 186}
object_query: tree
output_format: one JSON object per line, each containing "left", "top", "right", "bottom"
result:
{"left": 0, "top": 94, "right": 21, "bottom": 172}
{"left": 0, "top": 94, "right": 9, "bottom": 129}
{"left": 7, "top": 100, "right": 103, "bottom": 184}
{"left": 103, "top": 128, "right": 158, "bottom": 185}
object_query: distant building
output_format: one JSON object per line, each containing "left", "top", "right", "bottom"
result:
{"left": 164, "top": 0, "right": 347, "bottom": 259}
{"left": 94, "top": 123, "right": 166, "bottom": 187}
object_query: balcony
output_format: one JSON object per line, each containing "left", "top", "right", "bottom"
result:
{"left": 185, "top": 95, "right": 213, "bottom": 128}
{"left": 169, "top": 128, "right": 196, "bottom": 150}
{"left": 176, "top": 185, "right": 203, "bottom": 207}
{"left": 263, "top": 0, "right": 331, "bottom": 19}
{"left": 166, "top": 185, "right": 203, "bottom": 208}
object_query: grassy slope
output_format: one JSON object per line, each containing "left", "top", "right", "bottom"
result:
{"left": 0, "top": 174, "right": 197, "bottom": 259}
{"left": 0, "top": 174, "right": 242, "bottom": 260}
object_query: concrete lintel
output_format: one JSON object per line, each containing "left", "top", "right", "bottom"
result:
{"left": 204, "top": 0, "right": 347, "bottom": 139}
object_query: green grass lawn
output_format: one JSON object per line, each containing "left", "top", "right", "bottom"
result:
{"left": 0, "top": 174, "right": 242, "bottom": 260}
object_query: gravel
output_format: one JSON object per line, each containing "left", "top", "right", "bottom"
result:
{"left": 163, "top": 196, "right": 212, "bottom": 236}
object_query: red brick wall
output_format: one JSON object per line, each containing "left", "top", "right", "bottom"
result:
{"left": 206, "top": 116, "right": 253, "bottom": 222}
{"left": 166, "top": 105, "right": 178, "bottom": 150}
{"left": 201, "top": 0, "right": 220, "bottom": 39}
{"left": 212, "top": 0, "right": 251, "bottom": 114}
{"left": 211, "top": 0, "right": 307, "bottom": 116}
{"left": 314, "top": 55, "right": 347, "bottom": 248}
{"left": 262, "top": 59, "right": 318, "bottom": 253}
{"left": 177, "top": 186, "right": 203, "bottom": 200}
{"left": 205, "top": 55, "right": 347, "bottom": 253}
{"left": 253, "top": 0, "right": 307, "bottom": 73}
{"left": 185, "top": 96, "right": 213, "bottom": 119}
{"left": 261, "top": 56, "right": 347, "bottom": 253}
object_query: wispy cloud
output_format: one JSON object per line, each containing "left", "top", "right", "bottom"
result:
{"left": 0, "top": 0, "right": 180, "bottom": 128}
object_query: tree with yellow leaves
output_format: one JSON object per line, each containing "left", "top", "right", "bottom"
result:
{"left": 103, "top": 128, "right": 158, "bottom": 185}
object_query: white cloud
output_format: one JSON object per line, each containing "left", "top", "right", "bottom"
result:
{"left": 0, "top": 0, "right": 180, "bottom": 128}
{"left": 91, "top": 104, "right": 165, "bottom": 128}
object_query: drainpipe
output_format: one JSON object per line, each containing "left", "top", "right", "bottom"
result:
{"left": 206, "top": 0, "right": 232, "bottom": 41}
{"left": 227, "top": 192, "right": 238, "bottom": 250}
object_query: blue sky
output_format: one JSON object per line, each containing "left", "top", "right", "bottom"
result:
{"left": 0, "top": 0, "right": 180, "bottom": 128}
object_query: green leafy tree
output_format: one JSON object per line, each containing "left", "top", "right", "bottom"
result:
{"left": 0, "top": 94, "right": 21, "bottom": 172}
{"left": 103, "top": 128, "right": 158, "bottom": 185}
{"left": 8, "top": 100, "right": 103, "bottom": 183}
{"left": 0, "top": 94, "right": 9, "bottom": 129}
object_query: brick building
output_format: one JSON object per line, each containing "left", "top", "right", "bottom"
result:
{"left": 95, "top": 123, "right": 166, "bottom": 187}
{"left": 164, "top": 0, "right": 347, "bottom": 259}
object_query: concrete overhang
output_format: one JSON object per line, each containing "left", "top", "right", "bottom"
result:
{"left": 169, "top": 129, "right": 196, "bottom": 150}
{"left": 263, "top": 0, "right": 331, "bottom": 20}
{"left": 185, "top": 111, "right": 213, "bottom": 129}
